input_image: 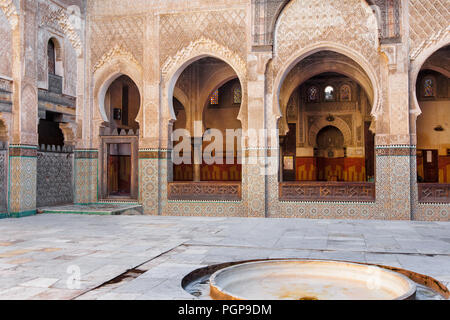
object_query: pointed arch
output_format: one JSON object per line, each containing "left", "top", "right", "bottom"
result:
{"left": 273, "top": 44, "right": 380, "bottom": 135}
{"left": 92, "top": 52, "right": 143, "bottom": 147}
{"left": 162, "top": 37, "right": 247, "bottom": 127}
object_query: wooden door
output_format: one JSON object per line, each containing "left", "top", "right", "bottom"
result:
{"left": 364, "top": 122, "right": 375, "bottom": 180}
{"left": 282, "top": 123, "right": 297, "bottom": 181}
{"left": 423, "top": 150, "right": 439, "bottom": 183}
{"left": 101, "top": 136, "right": 139, "bottom": 200}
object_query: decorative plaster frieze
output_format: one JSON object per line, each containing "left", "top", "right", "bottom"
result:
{"left": 0, "top": 0, "right": 18, "bottom": 29}
{"left": 161, "top": 37, "right": 247, "bottom": 82}
{"left": 93, "top": 44, "right": 142, "bottom": 73}
{"left": 409, "top": 0, "right": 450, "bottom": 61}
{"left": 410, "top": 27, "right": 450, "bottom": 61}
{"left": 39, "top": 3, "right": 82, "bottom": 57}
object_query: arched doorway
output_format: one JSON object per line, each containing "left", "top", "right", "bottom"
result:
{"left": 169, "top": 57, "right": 243, "bottom": 201}
{"left": 415, "top": 45, "right": 450, "bottom": 202}
{"left": 278, "top": 51, "right": 376, "bottom": 202}
{"left": 202, "top": 78, "right": 242, "bottom": 182}
{"left": 316, "top": 125, "right": 346, "bottom": 181}
{"left": 100, "top": 75, "right": 141, "bottom": 199}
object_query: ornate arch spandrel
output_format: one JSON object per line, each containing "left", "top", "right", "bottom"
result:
{"left": 252, "top": 0, "right": 383, "bottom": 47}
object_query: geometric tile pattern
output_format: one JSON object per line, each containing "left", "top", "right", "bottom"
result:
{"left": 139, "top": 152, "right": 249, "bottom": 218}
{"left": 36, "top": 151, "right": 73, "bottom": 207}
{"left": 74, "top": 158, "right": 98, "bottom": 204}
{"left": 139, "top": 158, "right": 159, "bottom": 215}
{"left": 8, "top": 155, "right": 37, "bottom": 216}
{"left": 265, "top": 154, "right": 415, "bottom": 221}
{"left": 134, "top": 149, "right": 449, "bottom": 221}
{"left": 161, "top": 159, "right": 249, "bottom": 218}
{"left": 415, "top": 204, "right": 450, "bottom": 222}
{"left": 383, "top": 155, "right": 412, "bottom": 220}
{"left": 245, "top": 161, "right": 266, "bottom": 218}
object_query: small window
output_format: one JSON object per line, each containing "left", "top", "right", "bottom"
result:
{"left": 233, "top": 86, "right": 242, "bottom": 104}
{"left": 340, "top": 85, "right": 351, "bottom": 102}
{"left": 324, "top": 86, "right": 335, "bottom": 101}
{"left": 47, "top": 39, "right": 56, "bottom": 75}
{"left": 210, "top": 89, "right": 219, "bottom": 105}
{"left": 424, "top": 78, "right": 435, "bottom": 97}
{"left": 307, "top": 86, "right": 319, "bottom": 102}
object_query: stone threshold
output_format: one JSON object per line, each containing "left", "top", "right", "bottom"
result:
{"left": 38, "top": 203, "right": 144, "bottom": 216}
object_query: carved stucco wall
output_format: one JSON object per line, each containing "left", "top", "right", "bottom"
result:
{"left": 274, "top": 0, "right": 379, "bottom": 68}
{"left": 64, "top": 37, "right": 77, "bottom": 96}
{"left": 90, "top": 15, "right": 145, "bottom": 69}
{"left": 159, "top": 9, "right": 247, "bottom": 68}
{"left": 409, "top": 0, "right": 449, "bottom": 60}
{"left": 409, "top": 0, "right": 449, "bottom": 135}
{"left": 0, "top": 0, "right": 18, "bottom": 29}
{"left": 0, "top": 10, "right": 12, "bottom": 78}
{"left": 252, "top": 0, "right": 398, "bottom": 46}
{"left": 36, "top": 0, "right": 82, "bottom": 56}
{"left": 36, "top": 1, "right": 81, "bottom": 96}
{"left": 89, "top": 3, "right": 248, "bottom": 71}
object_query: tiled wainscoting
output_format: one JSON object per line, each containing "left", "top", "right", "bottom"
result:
{"left": 37, "top": 148, "right": 74, "bottom": 207}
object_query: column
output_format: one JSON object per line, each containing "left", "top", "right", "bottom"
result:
{"left": 8, "top": 1, "right": 39, "bottom": 217}
{"left": 244, "top": 51, "right": 272, "bottom": 217}
{"left": 377, "top": 38, "right": 412, "bottom": 220}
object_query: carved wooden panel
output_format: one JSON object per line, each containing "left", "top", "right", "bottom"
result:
{"left": 418, "top": 184, "right": 450, "bottom": 204}
{"left": 279, "top": 182, "right": 375, "bottom": 202}
{"left": 48, "top": 74, "right": 63, "bottom": 94}
{"left": 168, "top": 182, "right": 242, "bottom": 202}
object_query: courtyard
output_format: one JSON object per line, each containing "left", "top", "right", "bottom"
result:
{"left": 0, "top": 213, "right": 448, "bottom": 300}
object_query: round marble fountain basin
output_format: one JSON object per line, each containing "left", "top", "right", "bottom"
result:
{"left": 210, "top": 260, "right": 417, "bottom": 300}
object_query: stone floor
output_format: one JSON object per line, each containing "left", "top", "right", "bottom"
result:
{"left": 0, "top": 213, "right": 448, "bottom": 300}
